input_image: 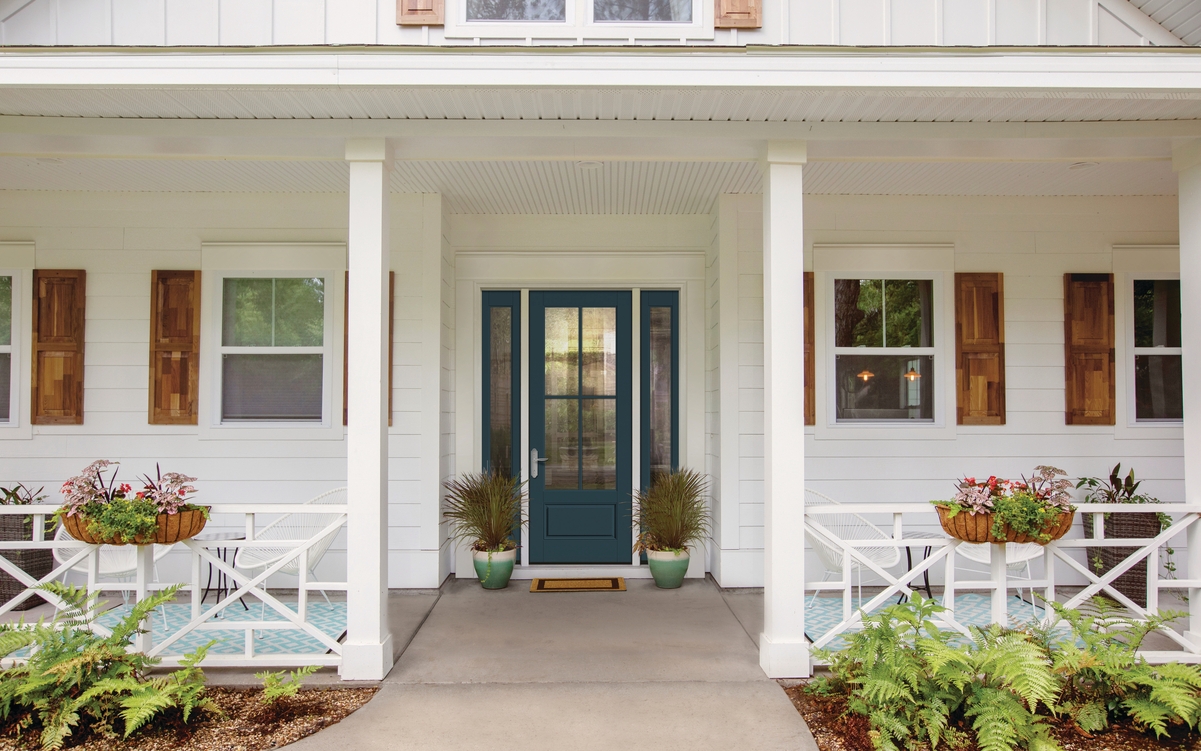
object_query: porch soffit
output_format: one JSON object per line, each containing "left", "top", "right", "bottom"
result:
{"left": 0, "top": 156, "right": 1175, "bottom": 212}
{"left": 1130, "top": 0, "right": 1201, "bottom": 46}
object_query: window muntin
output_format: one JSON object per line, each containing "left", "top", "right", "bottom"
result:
{"left": 219, "top": 277, "right": 326, "bottom": 423}
{"left": 0, "top": 276, "right": 10, "bottom": 422}
{"left": 833, "top": 278, "right": 935, "bottom": 422}
{"left": 1133, "top": 279, "right": 1183, "bottom": 422}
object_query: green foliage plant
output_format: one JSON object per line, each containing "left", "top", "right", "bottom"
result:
{"left": 632, "top": 468, "right": 710, "bottom": 553}
{"left": 0, "top": 483, "right": 47, "bottom": 506}
{"left": 933, "top": 467, "right": 1075, "bottom": 544}
{"left": 255, "top": 665, "right": 320, "bottom": 705}
{"left": 811, "top": 594, "right": 1059, "bottom": 751}
{"left": 1075, "top": 464, "right": 1177, "bottom": 579}
{"left": 55, "top": 460, "right": 207, "bottom": 544}
{"left": 72, "top": 496, "right": 162, "bottom": 545}
{"left": 0, "top": 582, "right": 215, "bottom": 750}
{"left": 442, "top": 471, "right": 527, "bottom": 553}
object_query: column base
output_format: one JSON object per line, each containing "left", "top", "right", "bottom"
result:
{"left": 340, "top": 635, "right": 396, "bottom": 681}
{"left": 1183, "top": 630, "right": 1201, "bottom": 654}
{"left": 759, "top": 633, "right": 811, "bottom": 678}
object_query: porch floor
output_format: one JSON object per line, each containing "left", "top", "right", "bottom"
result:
{"left": 289, "top": 576, "right": 816, "bottom": 751}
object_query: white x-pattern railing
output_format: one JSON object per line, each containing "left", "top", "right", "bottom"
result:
{"left": 805, "top": 503, "right": 1201, "bottom": 661}
{"left": 0, "top": 504, "right": 348, "bottom": 668}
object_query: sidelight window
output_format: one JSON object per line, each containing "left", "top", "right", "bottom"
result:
{"left": 1132, "top": 279, "right": 1183, "bottom": 422}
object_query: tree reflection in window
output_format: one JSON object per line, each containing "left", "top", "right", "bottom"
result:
{"left": 594, "top": 0, "right": 690, "bottom": 21}
{"left": 468, "top": 0, "right": 565, "bottom": 20}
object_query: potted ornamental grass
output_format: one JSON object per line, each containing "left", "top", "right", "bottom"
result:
{"left": 633, "top": 468, "right": 710, "bottom": 589}
{"left": 443, "top": 471, "right": 527, "bottom": 589}
{"left": 57, "top": 460, "right": 209, "bottom": 545}
{"left": 932, "top": 465, "right": 1075, "bottom": 544}
{"left": 1077, "top": 463, "right": 1168, "bottom": 608}
{"left": 0, "top": 483, "right": 54, "bottom": 610}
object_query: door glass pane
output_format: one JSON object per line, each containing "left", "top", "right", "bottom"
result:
{"left": 1134, "top": 280, "right": 1181, "bottom": 348}
{"left": 544, "top": 400, "right": 578, "bottom": 489}
{"left": 581, "top": 399, "right": 616, "bottom": 490}
{"left": 489, "top": 307, "right": 514, "bottom": 477}
{"left": 594, "top": 0, "right": 691, "bottom": 21}
{"left": 834, "top": 279, "right": 883, "bottom": 347}
{"left": 0, "top": 276, "right": 10, "bottom": 346}
{"left": 0, "top": 353, "right": 9, "bottom": 422}
{"left": 1135, "top": 354, "right": 1183, "bottom": 421}
{"left": 467, "top": 0, "right": 566, "bottom": 20}
{"left": 582, "top": 307, "right": 617, "bottom": 396}
{"left": 272, "top": 278, "right": 325, "bottom": 347}
{"left": 545, "top": 307, "right": 579, "bottom": 396}
{"left": 648, "top": 306, "right": 672, "bottom": 481}
{"left": 222, "top": 354, "right": 323, "bottom": 421}
{"left": 884, "top": 279, "right": 933, "bottom": 347}
{"left": 835, "top": 354, "right": 934, "bottom": 421}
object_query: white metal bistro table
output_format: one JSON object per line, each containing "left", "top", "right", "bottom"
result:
{"left": 193, "top": 531, "right": 249, "bottom": 612}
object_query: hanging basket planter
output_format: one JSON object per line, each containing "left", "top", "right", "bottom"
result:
{"left": 935, "top": 505, "right": 1074, "bottom": 545}
{"left": 62, "top": 507, "right": 209, "bottom": 546}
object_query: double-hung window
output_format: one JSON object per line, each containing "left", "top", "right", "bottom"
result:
{"left": 219, "top": 277, "right": 328, "bottom": 423}
{"left": 1132, "top": 279, "right": 1182, "bottom": 422}
{"left": 832, "top": 278, "right": 935, "bottom": 422}
{"left": 0, "top": 275, "right": 11, "bottom": 423}
{"left": 448, "top": 0, "right": 710, "bottom": 41}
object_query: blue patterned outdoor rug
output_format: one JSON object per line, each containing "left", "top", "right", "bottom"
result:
{"left": 96, "top": 601, "right": 347, "bottom": 656}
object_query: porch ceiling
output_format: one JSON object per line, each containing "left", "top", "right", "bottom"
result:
{"left": 0, "top": 155, "right": 1175, "bottom": 212}
{"left": 3, "top": 86, "right": 1201, "bottom": 123}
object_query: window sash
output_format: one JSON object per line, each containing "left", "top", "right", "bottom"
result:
{"left": 447, "top": 0, "right": 709, "bottom": 39}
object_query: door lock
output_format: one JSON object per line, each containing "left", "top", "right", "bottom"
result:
{"left": 531, "top": 448, "right": 549, "bottom": 479}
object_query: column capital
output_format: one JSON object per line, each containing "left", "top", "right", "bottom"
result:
{"left": 1173, "top": 139, "right": 1201, "bottom": 174}
{"left": 764, "top": 140, "right": 807, "bottom": 166}
{"left": 345, "top": 137, "right": 392, "bottom": 163}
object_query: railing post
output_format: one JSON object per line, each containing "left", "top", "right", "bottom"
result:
{"left": 1188, "top": 520, "right": 1201, "bottom": 651}
{"left": 134, "top": 544, "right": 154, "bottom": 653}
{"left": 944, "top": 540, "right": 957, "bottom": 619}
{"left": 990, "top": 543, "right": 1007, "bottom": 626}
{"left": 1043, "top": 545, "right": 1056, "bottom": 621}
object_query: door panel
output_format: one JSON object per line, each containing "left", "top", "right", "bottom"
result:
{"left": 529, "top": 290, "right": 631, "bottom": 564}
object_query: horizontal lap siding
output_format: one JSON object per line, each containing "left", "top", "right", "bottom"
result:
{"left": 0, "top": 191, "right": 443, "bottom": 588}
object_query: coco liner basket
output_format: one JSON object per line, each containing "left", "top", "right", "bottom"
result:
{"left": 935, "top": 505, "right": 1074, "bottom": 545}
{"left": 62, "top": 506, "right": 209, "bottom": 546}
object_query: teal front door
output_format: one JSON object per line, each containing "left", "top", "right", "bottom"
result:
{"left": 529, "top": 291, "right": 632, "bottom": 564}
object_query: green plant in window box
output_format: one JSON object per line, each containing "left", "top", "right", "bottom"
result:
{"left": 55, "top": 461, "right": 210, "bottom": 546}
{"left": 443, "top": 471, "right": 527, "bottom": 589}
{"left": 932, "top": 466, "right": 1075, "bottom": 545}
{"left": 633, "top": 468, "right": 710, "bottom": 589}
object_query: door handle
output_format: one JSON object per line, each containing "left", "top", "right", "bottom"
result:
{"left": 531, "top": 448, "right": 549, "bottom": 479}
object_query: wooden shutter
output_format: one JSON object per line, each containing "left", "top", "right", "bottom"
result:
{"left": 344, "top": 272, "right": 395, "bottom": 427}
{"left": 31, "top": 270, "right": 85, "bottom": 425}
{"left": 716, "top": 0, "right": 760, "bottom": 28}
{"left": 1064, "top": 273, "right": 1115, "bottom": 425}
{"left": 397, "top": 0, "right": 444, "bottom": 25}
{"left": 955, "top": 273, "right": 1006, "bottom": 425}
{"left": 148, "top": 271, "right": 200, "bottom": 425}
{"left": 803, "top": 271, "right": 815, "bottom": 426}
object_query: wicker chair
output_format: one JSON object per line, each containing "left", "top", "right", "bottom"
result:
{"left": 805, "top": 489, "right": 902, "bottom": 606}
{"left": 232, "top": 487, "right": 346, "bottom": 607}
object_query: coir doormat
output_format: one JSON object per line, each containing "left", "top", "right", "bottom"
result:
{"left": 530, "top": 577, "right": 626, "bottom": 593}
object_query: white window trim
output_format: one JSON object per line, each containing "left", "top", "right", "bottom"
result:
{"left": 812, "top": 244, "right": 956, "bottom": 441}
{"left": 0, "top": 243, "right": 33, "bottom": 440}
{"left": 198, "top": 243, "right": 345, "bottom": 442}
{"left": 442, "top": 0, "right": 713, "bottom": 41}
{"left": 1114, "top": 245, "right": 1183, "bottom": 439}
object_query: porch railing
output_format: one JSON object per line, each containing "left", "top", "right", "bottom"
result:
{"left": 805, "top": 503, "right": 1201, "bottom": 664}
{"left": 0, "top": 503, "right": 348, "bottom": 668}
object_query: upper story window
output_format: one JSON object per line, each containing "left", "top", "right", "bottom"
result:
{"left": 220, "top": 277, "right": 327, "bottom": 423}
{"left": 449, "top": 0, "right": 709, "bottom": 40}
{"left": 833, "top": 278, "right": 934, "bottom": 422}
{"left": 466, "top": 0, "right": 690, "bottom": 20}
{"left": 0, "top": 275, "right": 11, "bottom": 423}
{"left": 1132, "top": 279, "right": 1182, "bottom": 422}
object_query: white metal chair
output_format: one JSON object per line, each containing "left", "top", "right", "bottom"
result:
{"left": 233, "top": 487, "right": 346, "bottom": 609}
{"left": 955, "top": 541, "right": 1042, "bottom": 620}
{"left": 53, "top": 525, "right": 175, "bottom": 626}
{"left": 805, "top": 489, "right": 902, "bottom": 607}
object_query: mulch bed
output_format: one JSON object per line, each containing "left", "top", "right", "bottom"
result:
{"left": 0, "top": 687, "right": 376, "bottom": 751}
{"left": 782, "top": 682, "right": 1201, "bottom": 751}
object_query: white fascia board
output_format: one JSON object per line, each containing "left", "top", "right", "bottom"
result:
{"left": 1, "top": 49, "right": 1201, "bottom": 90}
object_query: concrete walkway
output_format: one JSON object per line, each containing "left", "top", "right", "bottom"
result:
{"left": 291, "top": 577, "right": 815, "bottom": 751}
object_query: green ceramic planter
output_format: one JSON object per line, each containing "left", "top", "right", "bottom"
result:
{"left": 473, "top": 548, "right": 517, "bottom": 589}
{"left": 647, "top": 549, "right": 689, "bottom": 589}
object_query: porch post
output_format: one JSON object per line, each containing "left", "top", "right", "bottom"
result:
{"left": 760, "top": 141, "right": 809, "bottom": 678}
{"left": 341, "top": 138, "right": 395, "bottom": 679}
{"left": 1175, "top": 140, "right": 1201, "bottom": 650}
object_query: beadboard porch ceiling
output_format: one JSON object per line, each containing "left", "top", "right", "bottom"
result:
{"left": 0, "top": 155, "right": 1175, "bottom": 213}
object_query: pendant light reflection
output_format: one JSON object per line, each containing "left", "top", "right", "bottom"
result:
{"left": 856, "top": 369, "right": 875, "bottom": 382}
{"left": 904, "top": 367, "right": 922, "bottom": 382}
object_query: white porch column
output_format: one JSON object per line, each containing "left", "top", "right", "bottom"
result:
{"left": 760, "top": 141, "right": 809, "bottom": 678}
{"left": 341, "top": 138, "right": 395, "bottom": 680}
{"left": 1175, "top": 140, "right": 1201, "bottom": 650}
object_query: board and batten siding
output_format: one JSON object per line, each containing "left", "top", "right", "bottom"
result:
{"left": 0, "top": 190, "right": 448, "bottom": 588}
{"left": 711, "top": 193, "right": 1182, "bottom": 588}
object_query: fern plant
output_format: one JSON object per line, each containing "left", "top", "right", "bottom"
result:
{"left": 0, "top": 582, "right": 216, "bottom": 749}
{"left": 256, "top": 665, "right": 320, "bottom": 705}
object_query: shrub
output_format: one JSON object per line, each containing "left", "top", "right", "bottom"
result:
{"left": 0, "top": 582, "right": 216, "bottom": 750}
{"left": 442, "top": 471, "right": 526, "bottom": 553}
{"left": 256, "top": 665, "right": 320, "bottom": 706}
{"left": 632, "top": 468, "right": 710, "bottom": 553}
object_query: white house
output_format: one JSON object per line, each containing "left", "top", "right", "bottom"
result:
{"left": 1, "top": 0, "right": 1201, "bottom": 681}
